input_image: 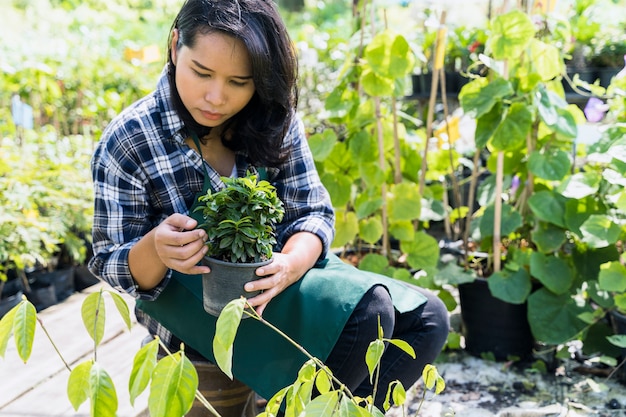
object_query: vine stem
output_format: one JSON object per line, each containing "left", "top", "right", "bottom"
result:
{"left": 36, "top": 316, "right": 72, "bottom": 372}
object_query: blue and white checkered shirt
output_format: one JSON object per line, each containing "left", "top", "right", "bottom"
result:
{"left": 89, "top": 69, "right": 335, "bottom": 345}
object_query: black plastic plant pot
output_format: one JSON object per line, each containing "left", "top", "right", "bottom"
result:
{"left": 201, "top": 257, "right": 272, "bottom": 318}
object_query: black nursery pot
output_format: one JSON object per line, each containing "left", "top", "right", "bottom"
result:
{"left": 201, "top": 257, "right": 272, "bottom": 318}
{"left": 459, "top": 278, "right": 534, "bottom": 361}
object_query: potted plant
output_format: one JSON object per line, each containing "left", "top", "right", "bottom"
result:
{"left": 193, "top": 172, "right": 285, "bottom": 316}
{"left": 450, "top": 9, "right": 599, "bottom": 360}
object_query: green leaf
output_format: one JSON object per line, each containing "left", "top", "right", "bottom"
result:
{"left": 333, "top": 210, "right": 359, "bottom": 248}
{"left": 149, "top": 353, "right": 198, "bottom": 417}
{"left": 315, "top": 369, "right": 332, "bottom": 395}
{"left": 321, "top": 172, "right": 352, "bottom": 208}
{"left": 422, "top": 364, "right": 445, "bottom": 394}
{"left": 580, "top": 214, "right": 622, "bottom": 248}
{"left": 387, "top": 339, "right": 416, "bottom": 359}
{"left": 13, "top": 298, "right": 37, "bottom": 363}
{"left": 82, "top": 291, "right": 106, "bottom": 346}
{"left": 529, "top": 39, "right": 562, "bottom": 81}
{"left": 359, "top": 217, "right": 384, "bottom": 245}
{"left": 460, "top": 78, "right": 513, "bottom": 119}
{"left": 388, "top": 182, "right": 421, "bottom": 222}
{"left": 530, "top": 252, "right": 574, "bottom": 295}
{"left": 366, "top": 340, "right": 385, "bottom": 383}
{"left": 479, "top": 203, "right": 523, "bottom": 238}
{"left": 401, "top": 231, "right": 440, "bottom": 270}
{"left": 607, "top": 334, "right": 626, "bottom": 349}
{"left": 365, "top": 31, "right": 414, "bottom": 79}
{"left": 302, "top": 391, "right": 339, "bottom": 416}
{"left": 0, "top": 303, "right": 18, "bottom": 358}
{"left": 491, "top": 102, "right": 532, "bottom": 151}
{"left": 474, "top": 103, "right": 504, "bottom": 148}
{"left": 527, "top": 288, "right": 590, "bottom": 344}
{"left": 598, "top": 261, "right": 626, "bottom": 292}
{"left": 528, "top": 149, "right": 571, "bottom": 181}
{"left": 361, "top": 68, "right": 394, "bottom": 97}
{"left": 68, "top": 360, "right": 93, "bottom": 411}
{"left": 349, "top": 131, "right": 378, "bottom": 163}
{"left": 213, "top": 297, "right": 245, "bottom": 379}
{"left": 309, "top": 129, "right": 337, "bottom": 162}
{"left": 107, "top": 290, "right": 131, "bottom": 330}
{"left": 487, "top": 11, "right": 535, "bottom": 61}
{"left": 531, "top": 223, "right": 566, "bottom": 254}
{"left": 557, "top": 172, "right": 600, "bottom": 199}
{"left": 89, "top": 362, "right": 118, "bottom": 417}
{"left": 488, "top": 267, "right": 532, "bottom": 304}
{"left": 528, "top": 190, "right": 567, "bottom": 227}
{"left": 129, "top": 337, "right": 159, "bottom": 405}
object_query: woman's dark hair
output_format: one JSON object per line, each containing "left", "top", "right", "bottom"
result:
{"left": 167, "top": 0, "right": 298, "bottom": 166}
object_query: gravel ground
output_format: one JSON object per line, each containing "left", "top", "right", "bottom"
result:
{"left": 387, "top": 349, "right": 626, "bottom": 417}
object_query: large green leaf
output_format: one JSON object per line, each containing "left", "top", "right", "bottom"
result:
{"left": 487, "top": 267, "right": 532, "bottom": 304}
{"left": 358, "top": 216, "right": 383, "bottom": 245}
{"left": 479, "top": 203, "right": 523, "bottom": 238}
{"left": 302, "top": 391, "right": 340, "bottom": 416}
{"left": 474, "top": 102, "right": 504, "bottom": 149}
{"left": 213, "top": 297, "right": 245, "bottom": 379}
{"left": 530, "top": 252, "right": 574, "bottom": 295}
{"left": 531, "top": 223, "right": 566, "bottom": 254}
{"left": 108, "top": 290, "right": 131, "bottom": 330}
{"left": 361, "top": 68, "right": 394, "bottom": 97}
{"left": 349, "top": 130, "right": 378, "bottom": 163}
{"left": 527, "top": 190, "right": 567, "bottom": 227}
{"left": 528, "top": 149, "right": 571, "bottom": 181}
{"left": 527, "top": 288, "right": 590, "bottom": 344}
{"left": 129, "top": 337, "right": 159, "bottom": 405}
{"left": 580, "top": 214, "right": 622, "bottom": 248}
{"left": 68, "top": 360, "right": 93, "bottom": 411}
{"left": 401, "top": 231, "right": 439, "bottom": 270}
{"left": 388, "top": 182, "right": 421, "bottom": 222}
{"left": 460, "top": 77, "right": 513, "bottom": 119}
{"left": 535, "top": 86, "right": 578, "bottom": 138}
{"left": 320, "top": 172, "right": 352, "bottom": 208}
{"left": 12, "top": 299, "right": 37, "bottom": 363}
{"left": 366, "top": 339, "right": 385, "bottom": 383}
{"left": 598, "top": 261, "right": 626, "bottom": 292}
{"left": 557, "top": 172, "right": 601, "bottom": 199}
{"left": 365, "top": 30, "right": 414, "bottom": 79}
{"left": 308, "top": 129, "right": 337, "bottom": 162}
{"left": 82, "top": 291, "right": 106, "bottom": 346}
{"left": 487, "top": 11, "right": 535, "bottom": 61}
{"left": 333, "top": 210, "right": 359, "bottom": 248}
{"left": 491, "top": 102, "right": 532, "bottom": 151}
{"left": 89, "top": 362, "right": 118, "bottom": 417}
{"left": 149, "top": 353, "right": 198, "bottom": 417}
{"left": 528, "top": 39, "right": 562, "bottom": 81}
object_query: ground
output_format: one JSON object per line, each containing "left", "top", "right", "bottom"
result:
{"left": 387, "top": 349, "right": 626, "bottom": 417}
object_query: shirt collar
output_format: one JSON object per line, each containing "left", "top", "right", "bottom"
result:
{"left": 154, "top": 65, "right": 185, "bottom": 141}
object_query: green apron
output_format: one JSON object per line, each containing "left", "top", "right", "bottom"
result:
{"left": 136, "top": 133, "right": 427, "bottom": 400}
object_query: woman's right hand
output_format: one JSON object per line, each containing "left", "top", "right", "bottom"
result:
{"left": 152, "top": 213, "right": 211, "bottom": 275}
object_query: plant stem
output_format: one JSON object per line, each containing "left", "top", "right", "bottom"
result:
{"left": 36, "top": 317, "right": 72, "bottom": 372}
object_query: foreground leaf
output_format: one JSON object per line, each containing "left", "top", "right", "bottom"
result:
{"left": 13, "top": 299, "right": 37, "bottom": 362}
{"left": 82, "top": 291, "right": 106, "bottom": 346}
{"left": 68, "top": 360, "right": 93, "bottom": 410}
{"left": 213, "top": 297, "right": 245, "bottom": 379}
{"left": 149, "top": 352, "right": 198, "bottom": 417}
{"left": 90, "top": 362, "right": 118, "bottom": 417}
{"left": 129, "top": 337, "right": 159, "bottom": 405}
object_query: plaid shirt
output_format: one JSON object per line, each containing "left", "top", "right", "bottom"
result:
{"left": 89, "top": 69, "right": 335, "bottom": 346}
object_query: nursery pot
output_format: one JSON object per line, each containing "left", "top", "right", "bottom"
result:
{"left": 609, "top": 310, "right": 626, "bottom": 383}
{"left": 201, "top": 257, "right": 272, "bottom": 317}
{"left": 459, "top": 278, "right": 534, "bottom": 361}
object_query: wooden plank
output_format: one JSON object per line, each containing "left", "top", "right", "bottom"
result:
{"left": 0, "top": 283, "right": 149, "bottom": 416}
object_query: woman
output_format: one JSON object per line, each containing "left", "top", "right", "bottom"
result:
{"left": 89, "top": 0, "right": 449, "bottom": 412}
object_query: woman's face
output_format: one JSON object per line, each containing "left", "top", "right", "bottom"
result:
{"left": 171, "top": 30, "right": 255, "bottom": 128}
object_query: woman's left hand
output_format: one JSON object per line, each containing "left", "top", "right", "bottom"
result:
{"left": 243, "top": 232, "right": 322, "bottom": 316}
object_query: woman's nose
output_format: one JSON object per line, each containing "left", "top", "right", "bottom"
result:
{"left": 204, "top": 81, "right": 226, "bottom": 106}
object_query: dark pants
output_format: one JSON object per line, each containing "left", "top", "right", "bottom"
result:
{"left": 323, "top": 284, "right": 449, "bottom": 410}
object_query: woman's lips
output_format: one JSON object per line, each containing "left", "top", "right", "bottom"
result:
{"left": 200, "top": 110, "right": 223, "bottom": 121}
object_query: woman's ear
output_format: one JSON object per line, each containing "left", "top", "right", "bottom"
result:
{"left": 170, "top": 29, "right": 179, "bottom": 63}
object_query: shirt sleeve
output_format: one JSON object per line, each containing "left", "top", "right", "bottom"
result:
{"left": 88, "top": 122, "right": 171, "bottom": 301}
{"left": 273, "top": 116, "right": 335, "bottom": 259}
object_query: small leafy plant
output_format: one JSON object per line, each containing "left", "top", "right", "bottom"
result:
{"left": 194, "top": 173, "right": 285, "bottom": 263}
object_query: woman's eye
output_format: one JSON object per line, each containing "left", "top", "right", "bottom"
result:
{"left": 193, "top": 69, "right": 210, "bottom": 78}
{"left": 231, "top": 80, "right": 248, "bottom": 87}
